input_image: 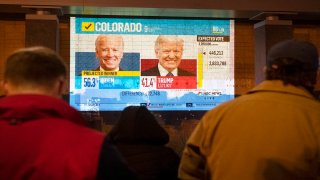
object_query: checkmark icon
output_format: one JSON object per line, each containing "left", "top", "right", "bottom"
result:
{"left": 85, "top": 23, "right": 92, "bottom": 29}
{"left": 82, "top": 22, "right": 94, "bottom": 31}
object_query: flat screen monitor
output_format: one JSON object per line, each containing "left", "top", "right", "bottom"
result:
{"left": 69, "top": 17, "right": 234, "bottom": 112}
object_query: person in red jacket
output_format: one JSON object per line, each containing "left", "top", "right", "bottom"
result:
{"left": 0, "top": 46, "right": 136, "bottom": 180}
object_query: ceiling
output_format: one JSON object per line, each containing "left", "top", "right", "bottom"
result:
{"left": 0, "top": 0, "right": 319, "bottom": 22}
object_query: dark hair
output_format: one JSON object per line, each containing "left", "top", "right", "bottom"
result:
{"left": 4, "top": 46, "right": 67, "bottom": 89}
{"left": 265, "top": 57, "right": 317, "bottom": 93}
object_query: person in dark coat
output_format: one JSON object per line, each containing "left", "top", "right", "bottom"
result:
{"left": 107, "top": 106, "right": 180, "bottom": 180}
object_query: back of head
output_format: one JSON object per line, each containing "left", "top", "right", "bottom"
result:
{"left": 265, "top": 39, "right": 319, "bottom": 92}
{"left": 108, "top": 106, "right": 169, "bottom": 145}
{"left": 4, "top": 46, "right": 67, "bottom": 93}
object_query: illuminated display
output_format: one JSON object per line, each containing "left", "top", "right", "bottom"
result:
{"left": 70, "top": 17, "right": 234, "bottom": 111}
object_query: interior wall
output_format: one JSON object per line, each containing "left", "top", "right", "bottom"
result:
{"left": 234, "top": 23, "right": 255, "bottom": 95}
{"left": 293, "top": 25, "right": 320, "bottom": 90}
{"left": 0, "top": 20, "right": 25, "bottom": 95}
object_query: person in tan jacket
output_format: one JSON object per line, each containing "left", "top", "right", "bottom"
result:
{"left": 179, "top": 39, "right": 320, "bottom": 180}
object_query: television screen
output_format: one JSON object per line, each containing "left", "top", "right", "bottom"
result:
{"left": 69, "top": 17, "right": 234, "bottom": 112}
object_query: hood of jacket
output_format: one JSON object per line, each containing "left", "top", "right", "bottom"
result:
{"left": 108, "top": 106, "right": 169, "bottom": 145}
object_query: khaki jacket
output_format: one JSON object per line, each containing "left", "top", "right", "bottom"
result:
{"left": 179, "top": 80, "right": 320, "bottom": 180}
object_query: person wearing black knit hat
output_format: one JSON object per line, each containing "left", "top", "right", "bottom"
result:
{"left": 179, "top": 39, "right": 320, "bottom": 180}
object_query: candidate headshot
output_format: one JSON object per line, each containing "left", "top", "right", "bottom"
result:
{"left": 141, "top": 35, "right": 195, "bottom": 76}
{"left": 95, "top": 34, "right": 124, "bottom": 71}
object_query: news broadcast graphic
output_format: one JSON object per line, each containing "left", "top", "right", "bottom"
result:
{"left": 70, "top": 17, "right": 234, "bottom": 111}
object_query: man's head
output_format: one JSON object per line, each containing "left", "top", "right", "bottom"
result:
{"left": 95, "top": 34, "right": 124, "bottom": 71}
{"left": 155, "top": 35, "right": 184, "bottom": 72}
{"left": 2, "top": 46, "right": 67, "bottom": 98}
{"left": 265, "top": 39, "right": 319, "bottom": 92}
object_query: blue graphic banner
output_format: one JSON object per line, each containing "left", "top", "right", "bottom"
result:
{"left": 75, "top": 17, "right": 231, "bottom": 35}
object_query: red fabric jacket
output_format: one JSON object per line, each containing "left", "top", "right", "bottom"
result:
{"left": 0, "top": 94, "right": 105, "bottom": 180}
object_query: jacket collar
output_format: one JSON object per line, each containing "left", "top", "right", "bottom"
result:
{"left": 247, "top": 80, "right": 315, "bottom": 100}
